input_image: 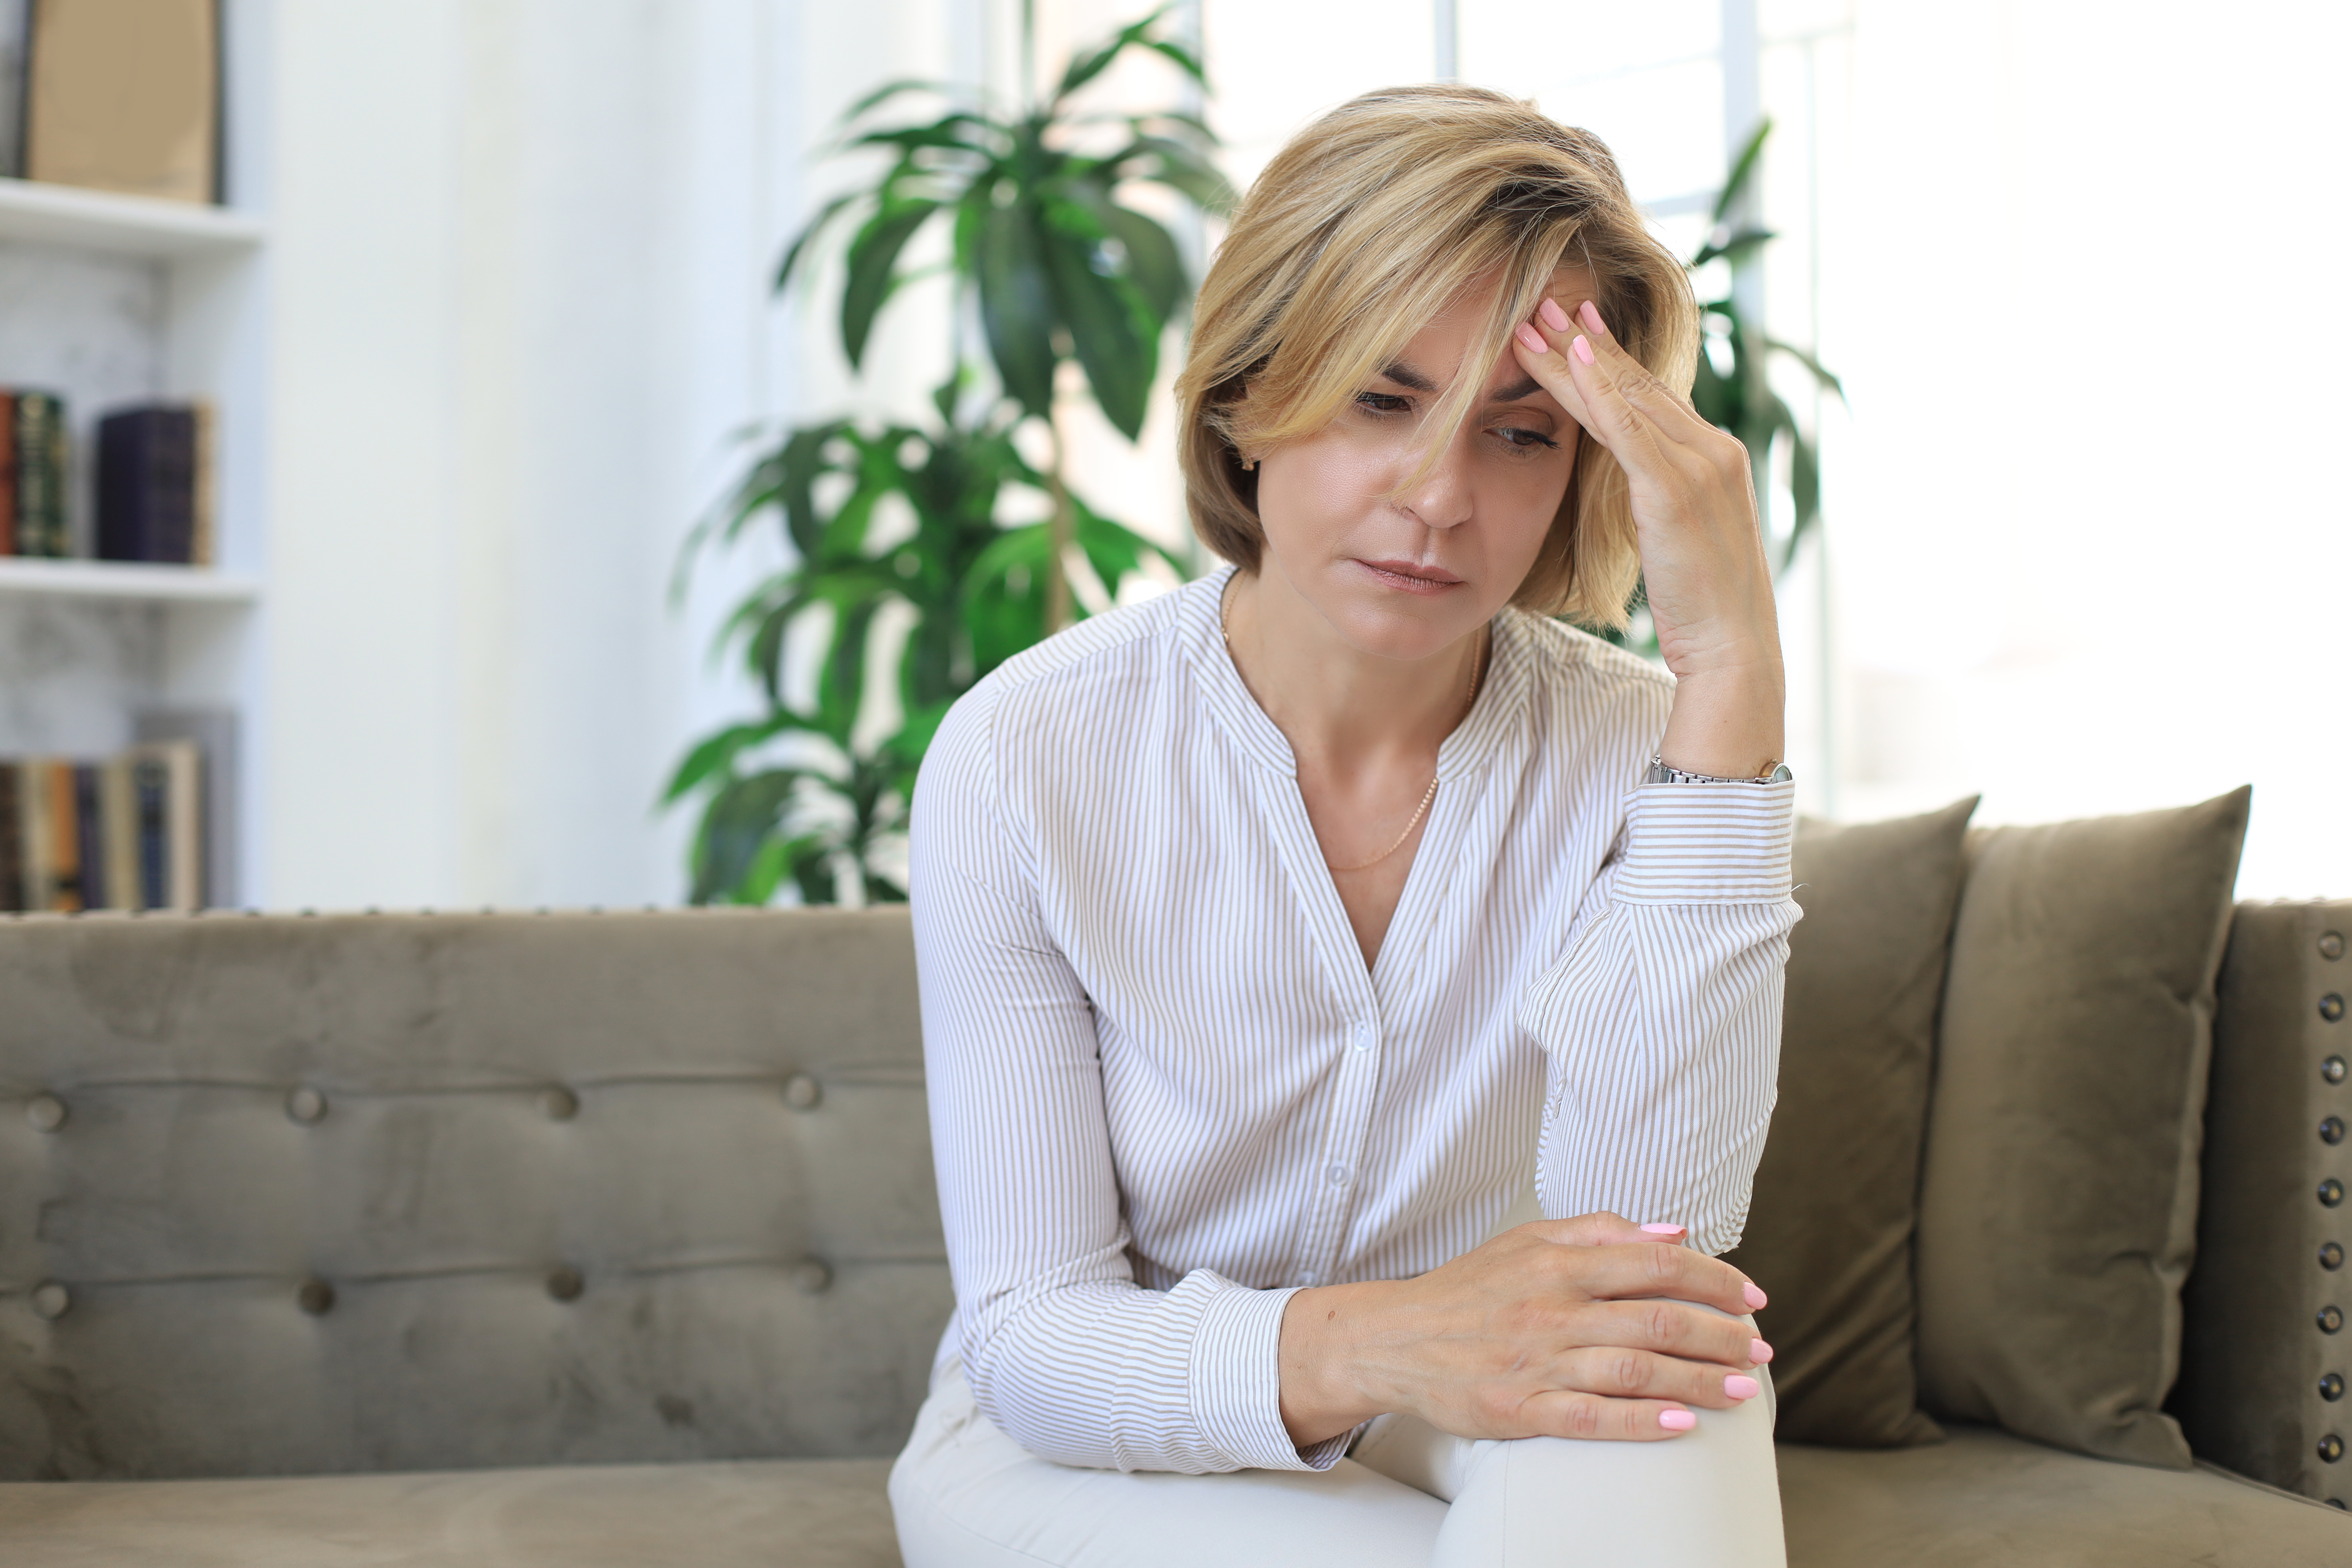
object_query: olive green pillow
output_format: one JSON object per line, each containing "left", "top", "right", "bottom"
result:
{"left": 1727, "top": 797, "right": 1976, "bottom": 1447}
{"left": 1914, "top": 787, "right": 2251, "bottom": 1469}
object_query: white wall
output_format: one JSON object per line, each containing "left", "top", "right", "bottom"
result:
{"left": 260, "top": 0, "right": 963, "bottom": 909}
{"left": 1824, "top": 0, "right": 2352, "bottom": 896}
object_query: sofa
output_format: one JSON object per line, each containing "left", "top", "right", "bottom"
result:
{"left": 0, "top": 817, "right": 2346, "bottom": 1563}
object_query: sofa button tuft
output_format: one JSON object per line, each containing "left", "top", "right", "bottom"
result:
{"left": 547, "top": 1267, "right": 584, "bottom": 1302}
{"left": 541, "top": 1087, "right": 580, "bottom": 1122}
{"left": 784, "top": 1074, "right": 822, "bottom": 1111}
{"left": 297, "top": 1279, "right": 336, "bottom": 1316}
{"left": 2327, "top": 1116, "right": 2349, "bottom": 1146}
{"left": 2324, "top": 1179, "right": 2347, "bottom": 1208}
{"left": 286, "top": 1087, "right": 327, "bottom": 1124}
{"left": 2323, "top": 1305, "right": 2346, "bottom": 1335}
{"left": 25, "top": 1095, "right": 65, "bottom": 1133}
{"left": 2324, "top": 1372, "right": 2347, "bottom": 1401}
{"left": 2325, "top": 1242, "right": 2347, "bottom": 1272}
{"left": 30, "top": 1282, "right": 68, "bottom": 1320}
{"left": 793, "top": 1258, "right": 833, "bottom": 1295}
{"left": 2324, "top": 931, "right": 2347, "bottom": 962}
{"left": 2326, "top": 994, "right": 2347, "bottom": 1024}
{"left": 2327, "top": 1056, "right": 2349, "bottom": 1086}
{"left": 2323, "top": 1434, "right": 2346, "bottom": 1463}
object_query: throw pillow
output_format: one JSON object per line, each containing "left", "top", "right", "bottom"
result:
{"left": 1726, "top": 796, "right": 1977, "bottom": 1448}
{"left": 1914, "top": 787, "right": 2251, "bottom": 1469}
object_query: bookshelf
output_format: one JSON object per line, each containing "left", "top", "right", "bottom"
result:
{"left": 0, "top": 176, "right": 266, "bottom": 254}
{"left": 0, "top": 557, "right": 263, "bottom": 603}
{"left": 0, "top": 160, "right": 269, "bottom": 906}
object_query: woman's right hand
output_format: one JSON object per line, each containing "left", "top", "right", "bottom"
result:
{"left": 1277, "top": 1211, "right": 1772, "bottom": 1448}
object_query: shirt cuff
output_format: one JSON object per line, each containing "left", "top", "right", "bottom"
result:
{"left": 1612, "top": 779, "right": 1796, "bottom": 904}
{"left": 1190, "top": 1279, "right": 1345, "bottom": 1471}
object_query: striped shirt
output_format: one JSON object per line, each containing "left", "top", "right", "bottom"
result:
{"left": 910, "top": 566, "right": 1798, "bottom": 1477}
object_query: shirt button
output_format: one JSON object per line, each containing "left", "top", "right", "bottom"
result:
{"left": 1297, "top": 1271, "right": 1320, "bottom": 1286}
{"left": 1353, "top": 1025, "right": 1373, "bottom": 1052}
{"left": 1327, "top": 1163, "right": 1351, "bottom": 1187}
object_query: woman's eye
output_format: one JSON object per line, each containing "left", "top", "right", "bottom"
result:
{"left": 1496, "top": 426, "right": 1560, "bottom": 451}
{"left": 1355, "top": 391, "right": 1412, "bottom": 415}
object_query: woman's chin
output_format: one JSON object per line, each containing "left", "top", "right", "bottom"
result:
{"left": 1317, "top": 594, "right": 1481, "bottom": 664}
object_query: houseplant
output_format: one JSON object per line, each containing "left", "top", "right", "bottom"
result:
{"left": 666, "top": 6, "right": 1227, "bottom": 905}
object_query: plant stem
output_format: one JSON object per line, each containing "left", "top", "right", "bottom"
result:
{"left": 1045, "top": 408, "right": 1072, "bottom": 633}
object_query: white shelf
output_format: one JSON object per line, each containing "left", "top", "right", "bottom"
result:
{"left": 0, "top": 558, "right": 262, "bottom": 603}
{"left": 0, "top": 178, "right": 265, "bottom": 257}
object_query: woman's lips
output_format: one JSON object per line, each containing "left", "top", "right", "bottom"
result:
{"left": 1355, "top": 559, "right": 1464, "bottom": 595}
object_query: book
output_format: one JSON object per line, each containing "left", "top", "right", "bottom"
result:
{"left": 71, "top": 763, "right": 100, "bottom": 911}
{"left": 46, "top": 758, "right": 82, "bottom": 912}
{"left": 99, "top": 756, "right": 137, "bottom": 910}
{"left": 0, "top": 391, "right": 14, "bottom": 557}
{"left": 24, "top": 0, "right": 220, "bottom": 206}
{"left": 127, "top": 740, "right": 201, "bottom": 910}
{"left": 97, "top": 403, "right": 200, "bottom": 563}
{"left": 190, "top": 400, "right": 214, "bottom": 565}
{"left": 1, "top": 740, "right": 209, "bottom": 911}
{"left": 132, "top": 755, "right": 165, "bottom": 909}
{"left": 14, "top": 391, "right": 67, "bottom": 558}
{"left": 134, "top": 708, "right": 234, "bottom": 903}
{"left": 0, "top": 766, "right": 21, "bottom": 912}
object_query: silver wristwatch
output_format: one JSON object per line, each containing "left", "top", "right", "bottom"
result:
{"left": 1645, "top": 753, "right": 1794, "bottom": 786}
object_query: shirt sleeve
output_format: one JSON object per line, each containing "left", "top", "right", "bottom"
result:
{"left": 910, "top": 688, "right": 1335, "bottom": 1474}
{"left": 1519, "top": 778, "right": 1801, "bottom": 1257}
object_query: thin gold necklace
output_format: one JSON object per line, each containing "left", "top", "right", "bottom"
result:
{"left": 1220, "top": 579, "right": 1488, "bottom": 874}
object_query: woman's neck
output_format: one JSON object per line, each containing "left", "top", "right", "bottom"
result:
{"left": 1221, "top": 562, "right": 1487, "bottom": 775}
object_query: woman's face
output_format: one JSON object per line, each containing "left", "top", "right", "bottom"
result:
{"left": 1251, "top": 270, "right": 1586, "bottom": 662}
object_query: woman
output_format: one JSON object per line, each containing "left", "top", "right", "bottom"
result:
{"left": 893, "top": 84, "right": 1798, "bottom": 1567}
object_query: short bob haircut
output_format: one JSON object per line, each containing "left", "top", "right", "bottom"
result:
{"left": 1174, "top": 85, "right": 1699, "bottom": 630}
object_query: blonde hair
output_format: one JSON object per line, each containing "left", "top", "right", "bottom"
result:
{"left": 1174, "top": 85, "right": 1698, "bottom": 628}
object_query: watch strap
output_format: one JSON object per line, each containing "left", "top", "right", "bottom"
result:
{"left": 1645, "top": 753, "right": 1794, "bottom": 786}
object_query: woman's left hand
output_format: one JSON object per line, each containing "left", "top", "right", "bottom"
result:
{"left": 1511, "top": 297, "right": 1787, "bottom": 779}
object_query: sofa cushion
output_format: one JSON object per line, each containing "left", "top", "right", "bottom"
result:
{"left": 0, "top": 1456, "right": 900, "bottom": 1567}
{"left": 1778, "top": 1424, "right": 2352, "bottom": 1567}
{"left": 1726, "top": 798, "right": 1976, "bottom": 1447}
{"left": 1915, "top": 789, "right": 2251, "bottom": 1468}
{"left": 0, "top": 909, "right": 952, "bottom": 1479}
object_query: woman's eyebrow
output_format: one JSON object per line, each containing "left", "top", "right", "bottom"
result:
{"left": 1377, "top": 361, "right": 1544, "bottom": 404}
{"left": 1377, "top": 360, "right": 1438, "bottom": 392}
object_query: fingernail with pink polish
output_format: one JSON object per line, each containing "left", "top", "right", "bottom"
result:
{"left": 1659, "top": 1409, "right": 1697, "bottom": 1432}
{"left": 1750, "top": 1338, "right": 1774, "bottom": 1364}
{"left": 1724, "top": 1375, "right": 1761, "bottom": 1401}
{"left": 1514, "top": 322, "right": 1549, "bottom": 355}
{"left": 1743, "top": 1283, "right": 1769, "bottom": 1309}
{"left": 1570, "top": 335, "right": 1595, "bottom": 365}
{"left": 1579, "top": 299, "right": 1608, "bottom": 335}
{"left": 1640, "top": 1223, "right": 1686, "bottom": 1236}
{"left": 1538, "top": 298, "right": 1571, "bottom": 332}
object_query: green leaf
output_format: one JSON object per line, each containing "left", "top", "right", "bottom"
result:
{"left": 1764, "top": 335, "right": 1849, "bottom": 403}
{"left": 1104, "top": 205, "right": 1186, "bottom": 324}
{"left": 841, "top": 199, "right": 941, "bottom": 369}
{"left": 691, "top": 769, "right": 804, "bottom": 905}
{"left": 662, "top": 715, "right": 795, "bottom": 804}
{"left": 838, "top": 77, "right": 948, "bottom": 124}
{"left": 1042, "top": 202, "right": 1156, "bottom": 439}
{"left": 1056, "top": 5, "right": 1176, "bottom": 102}
{"left": 1690, "top": 226, "right": 1776, "bottom": 270}
{"left": 776, "top": 193, "right": 861, "bottom": 293}
{"left": 977, "top": 197, "right": 1059, "bottom": 419}
{"left": 775, "top": 422, "right": 847, "bottom": 559}
{"left": 1712, "top": 118, "right": 1772, "bottom": 228}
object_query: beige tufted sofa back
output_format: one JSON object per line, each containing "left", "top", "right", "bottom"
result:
{"left": 0, "top": 908, "right": 949, "bottom": 1481}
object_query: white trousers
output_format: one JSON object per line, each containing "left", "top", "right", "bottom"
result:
{"left": 888, "top": 1337, "right": 1785, "bottom": 1568}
